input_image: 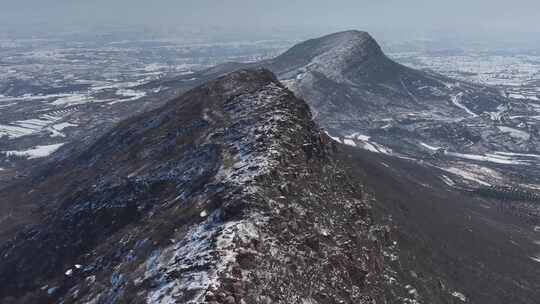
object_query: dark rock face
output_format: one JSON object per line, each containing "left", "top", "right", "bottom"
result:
{"left": 0, "top": 69, "right": 396, "bottom": 303}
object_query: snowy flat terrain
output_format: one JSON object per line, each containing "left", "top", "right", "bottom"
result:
{"left": 390, "top": 50, "right": 540, "bottom": 101}
{"left": 390, "top": 51, "right": 540, "bottom": 86}
{"left": 0, "top": 33, "right": 290, "bottom": 182}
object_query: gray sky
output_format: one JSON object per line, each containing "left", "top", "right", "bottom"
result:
{"left": 2, "top": 0, "right": 540, "bottom": 39}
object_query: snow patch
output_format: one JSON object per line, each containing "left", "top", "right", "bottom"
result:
{"left": 441, "top": 175, "right": 456, "bottom": 186}
{"left": 530, "top": 255, "right": 540, "bottom": 263}
{"left": 109, "top": 89, "right": 147, "bottom": 105}
{"left": 362, "top": 141, "right": 392, "bottom": 154}
{"left": 144, "top": 211, "right": 264, "bottom": 304}
{"left": 354, "top": 134, "right": 371, "bottom": 141}
{"left": 327, "top": 134, "right": 342, "bottom": 143}
{"left": 494, "top": 151, "right": 540, "bottom": 159}
{"left": 450, "top": 93, "right": 477, "bottom": 117}
{"left": 52, "top": 122, "right": 78, "bottom": 131}
{"left": 3, "top": 143, "right": 65, "bottom": 159}
{"left": 442, "top": 167, "right": 491, "bottom": 186}
{"left": 509, "top": 93, "right": 539, "bottom": 101}
{"left": 51, "top": 94, "right": 90, "bottom": 106}
{"left": 420, "top": 142, "right": 442, "bottom": 151}
{"left": 451, "top": 291, "right": 467, "bottom": 302}
{"left": 497, "top": 126, "right": 530, "bottom": 140}
{"left": 343, "top": 139, "right": 356, "bottom": 146}
{"left": 0, "top": 124, "right": 37, "bottom": 139}
{"left": 446, "top": 151, "right": 528, "bottom": 165}
{"left": 47, "top": 122, "right": 78, "bottom": 138}
{"left": 0, "top": 114, "right": 64, "bottom": 139}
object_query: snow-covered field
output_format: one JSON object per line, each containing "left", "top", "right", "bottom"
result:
{"left": 391, "top": 51, "right": 540, "bottom": 110}
{"left": 391, "top": 51, "right": 540, "bottom": 88}
{"left": 0, "top": 114, "right": 66, "bottom": 139}
{"left": 0, "top": 35, "right": 292, "bottom": 179}
{"left": 0, "top": 36, "right": 287, "bottom": 126}
{"left": 497, "top": 126, "right": 530, "bottom": 140}
{"left": 333, "top": 132, "right": 393, "bottom": 154}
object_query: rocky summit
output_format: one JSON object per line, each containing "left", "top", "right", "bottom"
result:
{"left": 0, "top": 69, "right": 397, "bottom": 303}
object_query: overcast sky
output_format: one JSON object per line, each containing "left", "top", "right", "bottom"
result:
{"left": 2, "top": 0, "right": 540, "bottom": 40}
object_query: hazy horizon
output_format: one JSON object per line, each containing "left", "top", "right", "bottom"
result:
{"left": 2, "top": 0, "right": 540, "bottom": 48}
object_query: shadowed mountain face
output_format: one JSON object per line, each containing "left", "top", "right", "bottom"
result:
{"left": 338, "top": 146, "right": 540, "bottom": 304}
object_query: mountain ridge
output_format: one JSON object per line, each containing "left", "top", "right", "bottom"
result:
{"left": 0, "top": 69, "right": 399, "bottom": 304}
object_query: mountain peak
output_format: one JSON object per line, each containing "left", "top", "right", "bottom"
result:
{"left": 270, "top": 30, "right": 387, "bottom": 82}
{"left": 209, "top": 68, "right": 278, "bottom": 90}
{"left": 320, "top": 30, "right": 378, "bottom": 44}
{"left": 313, "top": 30, "right": 382, "bottom": 58}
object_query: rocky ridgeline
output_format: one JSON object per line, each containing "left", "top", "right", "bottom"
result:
{"left": 0, "top": 69, "right": 395, "bottom": 304}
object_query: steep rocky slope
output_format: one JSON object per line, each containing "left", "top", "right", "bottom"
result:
{"left": 0, "top": 69, "right": 402, "bottom": 304}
